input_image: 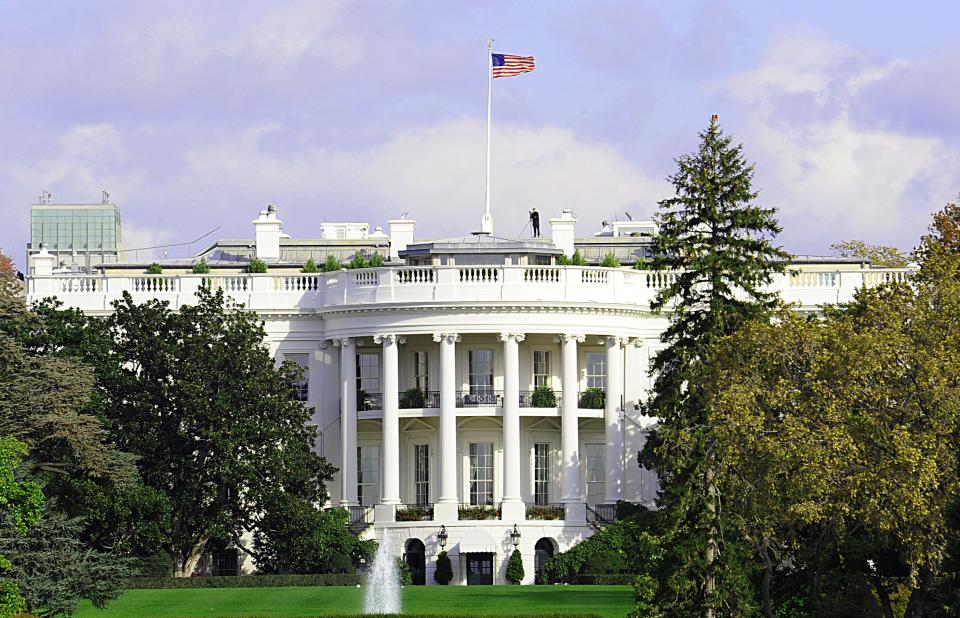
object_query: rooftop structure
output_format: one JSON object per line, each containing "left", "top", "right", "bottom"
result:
{"left": 27, "top": 191, "right": 122, "bottom": 274}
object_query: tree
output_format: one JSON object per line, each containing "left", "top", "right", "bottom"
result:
{"left": 434, "top": 551, "right": 453, "bottom": 584}
{"left": 506, "top": 548, "right": 525, "bottom": 584}
{"left": 830, "top": 239, "right": 908, "bottom": 267}
{"left": 301, "top": 258, "right": 319, "bottom": 273}
{"left": 101, "top": 287, "right": 338, "bottom": 576}
{"left": 0, "top": 436, "right": 43, "bottom": 618}
{"left": 641, "top": 117, "right": 789, "bottom": 617}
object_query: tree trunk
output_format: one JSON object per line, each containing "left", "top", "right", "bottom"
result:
{"left": 871, "top": 577, "right": 894, "bottom": 618}
{"left": 174, "top": 531, "right": 212, "bottom": 577}
{"left": 903, "top": 566, "right": 933, "bottom": 618}
{"left": 704, "top": 463, "right": 719, "bottom": 618}
{"left": 761, "top": 542, "right": 774, "bottom": 618}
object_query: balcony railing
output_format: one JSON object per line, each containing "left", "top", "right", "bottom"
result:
{"left": 399, "top": 390, "right": 440, "bottom": 409}
{"left": 395, "top": 503, "right": 434, "bottom": 522}
{"left": 358, "top": 392, "right": 383, "bottom": 411}
{"left": 457, "top": 391, "right": 503, "bottom": 407}
{"left": 458, "top": 503, "right": 501, "bottom": 520}
{"left": 525, "top": 503, "right": 565, "bottom": 520}
{"left": 519, "top": 390, "right": 560, "bottom": 408}
{"left": 586, "top": 503, "right": 616, "bottom": 526}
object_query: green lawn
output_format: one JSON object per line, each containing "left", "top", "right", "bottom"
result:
{"left": 73, "top": 585, "right": 633, "bottom": 618}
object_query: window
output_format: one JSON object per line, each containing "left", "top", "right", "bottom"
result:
{"left": 469, "top": 442, "right": 494, "bottom": 505}
{"left": 413, "top": 351, "right": 429, "bottom": 392}
{"left": 534, "top": 443, "right": 550, "bottom": 505}
{"left": 414, "top": 444, "right": 429, "bottom": 505}
{"left": 468, "top": 350, "right": 494, "bottom": 395}
{"left": 585, "top": 352, "right": 606, "bottom": 390}
{"left": 356, "top": 353, "right": 380, "bottom": 393}
{"left": 817, "top": 272, "right": 838, "bottom": 287}
{"left": 584, "top": 443, "right": 605, "bottom": 505}
{"left": 284, "top": 353, "right": 310, "bottom": 402}
{"left": 533, "top": 351, "right": 551, "bottom": 388}
{"left": 357, "top": 445, "right": 380, "bottom": 507}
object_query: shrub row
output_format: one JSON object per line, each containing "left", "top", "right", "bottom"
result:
{"left": 189, "top": 615, "right": 603, "bottom": 618}
{"left": 570, "top": 574, "right": 636, "bottom": 585}
{"left": 125, "top": 573, "right": 362, "bottom": 589}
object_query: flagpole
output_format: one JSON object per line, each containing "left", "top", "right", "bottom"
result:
{"left": 481, "top": 38, "right": 494, "bottom": 234}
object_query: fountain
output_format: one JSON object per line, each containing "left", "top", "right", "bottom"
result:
{"left": 363, "top": 530, "right": 402, "bottom": 615}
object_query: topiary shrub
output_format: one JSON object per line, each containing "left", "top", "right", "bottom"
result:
{"left": 579, "top": 387, "right": 605, "bottom": 409}
{"left": 399, "top": 388, "right": 426, "bottom": 409}
{"left": 247, "top": 258, "right": 268, "bottom": 273}
{"left": 394, "top": 557, "right": 412, "bottom": 586}
{"left": 434, "top": 551, "right": 452, "bottom": 585}
{"left": 146, "top": 262, "right": 163, "bottom": 274}
{"left": 531, "top": 385, "right": 557, "bottom": 407}
{"left": 506, "top": 548, "right": 525, "bottom": 584}
{"left": 322, "top": 255, "right": 341, "bottom": 272}
{"left": 368, "top": 253, "right": 385, "bottom": 267}
{"left": 301, "top": 258, "right": 319, "bottom": 273}
{"left": 600, "top": 252, "right": 620, "bottom": 267}
{"left": 191, "top": 259, "right": 210, "bottom": 274}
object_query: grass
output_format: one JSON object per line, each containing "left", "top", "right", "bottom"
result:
{"left": 73, "top": 585, "right": 633, "bottom": 618}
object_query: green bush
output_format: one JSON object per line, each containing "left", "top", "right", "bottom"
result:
{"left": 132, "top": 551, "right": 172, "bottom": 577}
{"left": 434, "top": 551, "right": 453, "bottom": 585}
{"left": 506, "top": 548, "right": 525, "bottom": 584}
{"left": 579, "top": 387, "right": 605, "bottom": 409}
{"left": 394, "top": 557, "right": 412, "bottom": 586}
{"left": 632, "top": 259, "right": 649, "bottom": 271}
{"left": 247, "top": 258, "right": 268, "bottom": 273}
{"left": 301, "top": 258, "right": 319, "bottom": 273}
{"left": 526, "top": 504, "right": 564, "bottom": 520}
{"left": 531, "top": 385, "right": 557, "bottom": 407}
{"left": 570, "top": 250, "right": 587, "bottom": 266}
{"left": 369, "top": 253, "right": 385, "bottom": 267}
{"left": 399, "top": 388, "right": 426, "bottom": 409}
{"left": 580, "top": 548, "right": 626, "bottom": 574}
{"left": 599, "top": 253, "right": 620, "bottom": 268}
{"left": 347, "top": 251, "right": 369, "bottom": 269}
{"left": 556, "top": 254, "right": 570, "bottom": 266}
{"left": 191, "top": 259, "right": 211, "bottom": 274}
{"left": 146, "top": 262, "right": 163, "bottom": 274}
{"left": 323, "top": 255, "right": 342, "bottom": 272}
{"left": 458, "top": 505, "right": 498, "bottom": 520}
{"left": 396, "top": 504, "right": 433, "bottom": 521}
{"left": 125, "top": 573, "right": 362, "bottom": 589}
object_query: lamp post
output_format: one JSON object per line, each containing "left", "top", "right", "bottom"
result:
{"left": 510, "top": 523, "right": 521, "bottom": 548}
{"left": 438, "top": 524, "right": 448, "bottom": 550}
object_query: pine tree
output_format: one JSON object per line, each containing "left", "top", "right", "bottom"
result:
{"left": 506, "top": 548, "right": 525, "bottom": 584}
{"left": 642, "top": 117, "right": 788, "bottom": 617}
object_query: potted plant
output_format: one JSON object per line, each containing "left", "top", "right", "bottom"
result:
{"left": 579, "top": 387, "right": 605, "bottom": 409}
{"left": 530, "top": 385, "right": 556, "bottom": 407}
{"left": 399, "top": 388, "right": 426, "bottom": 409}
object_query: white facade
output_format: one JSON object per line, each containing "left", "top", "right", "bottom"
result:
{"left": 25, "top": 209, "right": 912, "bottom": 585}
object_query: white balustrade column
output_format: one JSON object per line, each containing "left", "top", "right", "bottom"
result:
{"left": 435, "top": 333, "right": 460, "bottom": 520}
{"left": 500, "top": 333, "right": 525, "bottom": 520}
{"left": 559, "top": 334, "right": 585, "bottom": 520}
{"left": 604, "top": 337, "right": 624, "bottom": 504}
{"left": 337, "top": 338, "right": 358, "bottom": 505}
{"left": 377, "top": 334, "right": 402, "bottom": 505}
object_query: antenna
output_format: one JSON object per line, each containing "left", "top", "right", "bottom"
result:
{"left": 400, "top": 211, "right": 409, "bottom": 219}
{"left": 625, "top": 212, "right": 633, "bottom": 221}
{"left": 102, "top": 190, "right": 110, "bottom": 204}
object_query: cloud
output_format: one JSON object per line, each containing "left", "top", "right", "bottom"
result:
{"left": 724, "top": 34, "right": 960, "bottom": 253}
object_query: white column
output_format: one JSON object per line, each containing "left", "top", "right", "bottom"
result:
{"left": 435, "top": 333, "right": 460, "bottom": 521}
{"left": 500, "top": 332, "right": 525, "bottom": 520}
{"left": 604, "top": 337, "right": 624, "bottom": 504}
{"left": 376, "top": 334, "right": 402, "bottom": 505}
{"left": 559, "top": 334, "right": 585, "bottom": 521}
{"left": 336, "top": 338, "right": 358, "bottom": 506}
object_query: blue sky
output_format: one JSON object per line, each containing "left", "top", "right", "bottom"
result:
{"left": 2, "top": 0, "right": 959, "bottom": 265}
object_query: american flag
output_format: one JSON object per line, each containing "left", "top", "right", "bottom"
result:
{"left": 491, "top": 53, "right": 535, "bottom": 78}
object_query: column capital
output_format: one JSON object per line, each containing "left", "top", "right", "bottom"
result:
{"left": 433, "top": 333, "right": 461, "bottom": 343}
{"left": 373, "top": 334, "right": 406, "bottom": 345}
{"left": 554, "top": 334, "right": 585, "bottom": 344}
{"left": 498, "top": 332, "right": 526, "bottom": 343}
{"left": 601, "top": 336, "right": 628, "bottom": 346}
{"left": 331, "top": 337, "right": 353, "bottom": 348}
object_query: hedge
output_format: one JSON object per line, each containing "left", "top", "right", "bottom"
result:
{"left": 192, "top": 615, "right": 603, "bottom": 618}
{"left": 125, "top": 573, "right": 362, "bottom": 589}
{"left": 571, "top": 574, "right": 636, "bottom": 585}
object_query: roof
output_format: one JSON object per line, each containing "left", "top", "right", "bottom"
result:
{"left": 400, "top": 233, "right": 562, "bottom": 257}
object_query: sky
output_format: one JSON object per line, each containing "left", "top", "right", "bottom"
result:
{"left": 2, "top": 0, "right": 959, "bottom": 266}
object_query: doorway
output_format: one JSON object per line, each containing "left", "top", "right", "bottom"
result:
{"left": 405, "top": 538, "right": 426, "bottom": 585}
{"left": 535, "top": 538, "right": 555, "bottom": 583}
{"left": 465, "top": 552, "right": 494, "bottom": 585}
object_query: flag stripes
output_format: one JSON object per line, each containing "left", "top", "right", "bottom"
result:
{"left": 491, "top": 53, "right": 535, "bottom": 78}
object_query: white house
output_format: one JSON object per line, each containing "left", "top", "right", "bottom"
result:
{"left": 26, "top": 206, "right": 910, "bottom": 584}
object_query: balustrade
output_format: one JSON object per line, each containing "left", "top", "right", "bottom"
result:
{"left": 456, "top": 390, "right": 503, "bottom": 407}
{"left": 459, "top": 266, "right": 499, "bottom": 283}
{"left": 133, "top": 276, "right": 178, "bottom": 293}
{"left": 275, "top": 275, "right": 321, "bottom": 291}
{"left": 396, "top": 267, "right": 434, "bottom": 284}
{"left": 523, "top": 267, "right": 561, "bottom": 283}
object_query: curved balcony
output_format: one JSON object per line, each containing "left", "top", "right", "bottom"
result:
{"left": 27, "top": 265, "right": 914, "bottom": 314}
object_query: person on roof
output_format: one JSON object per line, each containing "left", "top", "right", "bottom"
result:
{"left": 529, "top": 208, "right": 540, "bottom": 238}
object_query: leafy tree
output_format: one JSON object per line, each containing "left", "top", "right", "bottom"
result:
{"left": 191, "top": 259, "right": 210, "bottom": 274}
{"left": 301, "top": 258, "right": 319, "bottom": 273}
{"left": 434, "top": 551, "right": 453, "bottom": 584}
{"left": 0, "top": 508, "right": 130, "bottom": 616}
{"left": 641, "top": 117, "right": 789, "bottom": 617}
{"left": 506, "top": 548, "right": 525, "bottom": 584}
{"left": 830, "top": 239, "right": 908, "bottom": 267}
{"left": 247, "top": 257, "right": 268, "bottom": 273}
{"left": 322, "top": 255, "right": 342, "bottom": 272}
{"left": 0, "top": 436, "right": 43, "bottom": 618}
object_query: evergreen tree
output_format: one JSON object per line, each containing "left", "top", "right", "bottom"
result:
{"left": 434, "top": 551, "right": 453, "bottom": 585}
{"left": 506, "top": 548, "right": 525, "bottom": 584}
{"left": 641, "top": 117, "right": 788, "bottom": 617}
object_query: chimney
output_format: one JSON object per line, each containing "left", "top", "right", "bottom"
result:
{"left": 388, "top": 218, "right": 416, "bottom": 260}
{"left": 32, "top": 245, "right": 56, "bottom": 277}
{"left": 549, "top": 209, "right": 576, "bottom": 256}
{"left": 252, "top": 205, "right": 283, "bottom": 261}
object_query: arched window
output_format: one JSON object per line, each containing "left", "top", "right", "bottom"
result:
{"left": 405, "top": 538, "right": 426, "bottom": 585}
{"left": 534, "top": 538, "right": 556, "bottom": 583}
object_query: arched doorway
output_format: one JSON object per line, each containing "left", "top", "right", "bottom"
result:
{"left": 405, "top": 538, "right": 426, "bottom": 585}
{"left": 534, "top": 538, "right": 555, "bottom": 583}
